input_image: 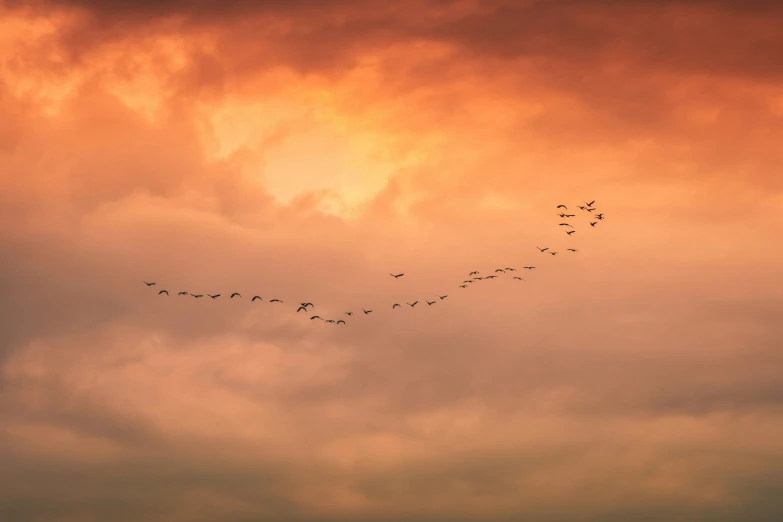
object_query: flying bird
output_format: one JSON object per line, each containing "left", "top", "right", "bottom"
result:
{"left": 567, "top": 248, "right": 578, "bottom": 252}
{"left": 586, "top": 200, "right": 596, "bottom": 207}
{"left": 486, "top": 275, "right": 498, "bottom": 279}
{"left": 439, "top": 295, "right": 448, "bottom": 300}
{"left": 469, "top": 271, "right": 479, "bottom": 276}
{"left": 230, "top": 293, "right": 241, "bottom": 298}
{"left": 505, "top": 268, "right": 517, "bottom": 272}
{"left": 270, "top": 299, "right": 283, "bottom": 303}
{"left": 301, "top": 302, "right": 314, "bottom": 308}
{"left": 566, "top": 230, "right": 576, "bottom": 235}
{"left": 537, "top": 247, "right": 549, "bottom": 252}
{"left": 208, "top": 294, "right": 220, "bottom": 299}
{"left": 336, "top": 320, "right": 346, "bottom": 325}
{"left": 590, "top": 222, "right": 597, "bottom": 227}
{"left": 144, "top": 281, "right": 156, "bottom": 286}
{"left": 578, "top": 205, "right": 587, "bottom": 211}
{"left": 459, "top": 285, "right": 468, "bottom": 288}
{"left": 523, "top": 266, "right": 536, "bottom": 270}
{"left": 390, "top": 273, "right": 404, "bottom": 278}
{"left": 345, "top": 312, "right": 354, "bottom": 316}
{"left": 297, "top": 306, "right": 308, "bottom": 312}
{"left": 463, "top": 280, "right": 473, "bottom": 284}
{"left": 559, "top": 223, "right": 573, "bottom": 228}
{"left": 495, "top": 269, "right": 506, "bottom": 273}
{"left": 190, "top": 293, "right": 203, "bottom": 298}
{"left": 325, "top": 320, "right": 335, "bottom": 324}
{"left": 558, "top": 213, "right": 569, "bottom": 218}
{"left": 550, "top": 252, "right": 558, "bottom": 256}
{"left": 407, "top": 301, "right": 418, "bottom": 307}
{"left": 158, "top": 290, "right": 168, "bottom": 295}
{"left": 392, "top": 303, "right": 401, "bottom": 309}
{"left": 513, "top": 276, "right": 524, "bottom": 280}
{"left": 596, "top": 213, "right": 605, "bottom": 220}
{"left": 177, "top": 291, "right": 188, "bottom": 295}
{"left": 426, "top": 300, "right": 436, "bottom": 306}
{"left": 557, "top": 205, "right": 568, "bottom": 209}
{"left": 310, "top": 316, "right": 323, "bottom": 320}
{"left": 251, "top": 296, "right": 262, "bottom": 301}
{"left": 362, "top": 308, "right": 373, "bottom": 315}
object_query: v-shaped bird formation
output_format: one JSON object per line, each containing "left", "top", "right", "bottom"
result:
{"left": 143, "top": 200, "right": 605, "bottom": 325}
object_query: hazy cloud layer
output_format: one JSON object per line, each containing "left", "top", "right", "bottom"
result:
{"left": 1, "top": 1, "right": 783, "bottom": 521}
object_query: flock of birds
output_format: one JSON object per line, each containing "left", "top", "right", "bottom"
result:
{"left": 144, "top": 201, "right": 605, "bottom": 325}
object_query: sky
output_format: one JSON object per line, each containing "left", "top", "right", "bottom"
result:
{"left": 1, "top": 0, "right": 783, "bottom": 521}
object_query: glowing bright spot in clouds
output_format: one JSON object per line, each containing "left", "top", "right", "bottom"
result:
{"left": 207, "top": 98, "right": 398, "bottom": 216}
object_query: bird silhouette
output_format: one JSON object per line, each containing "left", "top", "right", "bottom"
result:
{"left": 463, "top": 280, "right": 473, "bottom": 283}
{"left": 567, "top": 248, "right": 578, "bottom": 252}
{"left": 310, "top": 316, "right": 323, "bottom": 320}
{"left": 550, "top": 252, "right": 558, "bottom": 256}
{"left": 230, "top": 293, "right": 241, "bottom": 298}
{"left": 144, "top": 281, "right": 156, "bottom": 286}
{"left": 590, "top": 222, "right": 597, "bottom": 227}
{"left": 270, "top": 299, "right": 283, "bottom": 303}
{"left": 426, "top": 300, "right": 436, "bottom": 306}
{"left": 578, "top": 205, "right": 587, "bottom": 211}
{"left": 325, "top": 320, "right": 335, "bottom": 324}
{"left": 190, "top": 293, "right": 203, "bottom": 298}
{"left": 345, "top": 312, "right": 354, "bottom": 316}
{"left": 486, "top": 275, "right": 498, "bottom": 279}
{"left": 537, "top": 247, "right": 549, "bottom": 252}
{"left": 513, "top": 276, "right": 524, "bottom": 280}
{"left": 158, "top": 290, "right": 169, "bottom": 295}
{"left": 469, "top": 271, "right": 479, "bottom": 276}
{"left": 392, "top": 303, "right": 401, "bottom": 309}
{"left": 557, "top": 205, "right": 568, "bottom": 209}
{"left": 558, "top": 213, "right": 569, "bottom": 218}
{"left": 566, "top": 230, "right": 576, "bottom": 235}
{"left": 459, "top": 284, "right": 468, "bottom": 288}
{"left": 408, "top": 301, "right": 418, "bottom": 307}
{"left": 301, "top": 302, "right": 314, "bottom": 308}
{"left": 251, "top": 296, "right": 262, "bottom": 301}
{"left": 362, "top": 308, "right": 373, "bottom": 315}
{"left": 596, "top": 213, "right": 604, "bottom": 220}
{"left": 297, "top": 306, "right": 308, "bottom": 312}
{"left": 336, "top": 320, "right": 346, "bottom": 325}
{"left": 390, "top": 273, "right": 404, "bottom": 278}
{"left": 208, "top": 294, "right": 220, "bottom": 299}
{"left": 177, "top": 291, "right": 188, "bottom": 295}
{"left": 564, "top": 214, "right": 576, "bottom": 217}
{"left": 495, "top": 269, "right": 505, "bottom": 273}
{"left": 586, "top": 200, "right": 595, "bottom": 207}
{"left": 505, "top": 268, "right": 517, "bottom": 272}
{"left": 559, "top": 223, "right": 574, "bottom": 228}
{"left": 439, "top": 295, "right": 448, "bottom": 300}
{"left": 523, "top": 266, "right": 536, "bottom": 270}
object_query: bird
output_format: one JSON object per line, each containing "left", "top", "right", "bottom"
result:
{"left": 505, "top": 268, "right": 517, "bottom": 272}
{"left": 564, "top": 214, "right": 576, "bottom": 217}
{"left": 158, "top": 290, "right": 168, "bottom": 295}
{"left": 270, "top": 299, "right": 283, "bottom": 303}
{"left": 297, "top": 306, "right": 308, "bottom": 312}
{"left": 558, "top": 213, "right": 569, "bottom": 218}
{"left": 578, "top": 205, "right": 587, "bottom": 211}
{"left": 426, "top": 300, "right": 436, "bottom": 306}
{"left": 301, "top": 302, "right": 314, "bottom": 308}
{"left": 392, "top": 303, "right": 401, "bottom": 309}
{"left": 190, "top": 293, "right": 203, "bottom": 298}
{"left": 345, "top": 312, "right": 354, "bottom": 316}
{"left": 144, "top": 281, "right": 156, "bottom": 286}
{"left": 567, "top": 248, "right": 578, "bottom": 252}
{"left": 495, "top": 269, "right": 506, "bottom": 273}
{"left": 537, "top": 247, "right": 549, "bottom": 252}
{"left": 486, "top": 275, "right": 498, "bottom": 279}
{"left": 586, "top": 207, "right": 596, "bottom": 212}
{"left": 566, "top": 230, "right": 576, "bottom": 235}
{"left": 230, "top": 292, "right": 241, "bottom": 298}
{"left": 463, "top": 280, "right": 473, "bottom": 283}
{"left": 390, "top": 273, "right": 404, "bottom": 278}
{"left": 596, "top": 213, "right": 604, "bottom": 220}
{"left": 310, "top": 316, "right": 323, "bottom": 320}
{"left": 550, "top": 252, "right": 558, "bottom": 256}
{"left": 439, "top": 295, "right": 448, "bottom": 300}
{"left": 336, "top": 320, "right": 346, "bottom": 325}
{"left": 586, "top": 200, "right": 595, "bottom": 207}
{"left": 474, "top": 276, "right": 484, "bottom": 280}
{"left": 513, "top": 276, "right": 524, "bottom": 280}
{"left": 557, "top": 205, "right": 568, "bottom": 209}
{"left": 590, "top": 222, "right": 597, "bottom": 227}
{"left": 559, "top": 223, "right": 573, "bottom": 228}
{"left": 407, "top": 301, "right": 418, "bottom": 307}
{"left": 325, "top": 320, "right": 335, "bottom": 324}
{"left": 523, "top": 266, "right": 536, "bottom": 270}
{"left": 251, "top": 296, "right": 262, "bottom": 301}
{"left": 469, "top": 271, "right": 479, "bottom": 276}
{"left": 177, "top": 291, "right": 188, "bottom": 295}
{"left": 208, "top": 294, "right": 220, "bottom": 299}
{"left": 362, "top": 308, "right": 373, "bottom": 315}
{"left": 459, "top": 284, "right": 468, "bottom": 288}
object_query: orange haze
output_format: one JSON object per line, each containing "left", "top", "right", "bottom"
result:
{"left": 1, "top": 1, "right": 782, "bottom": 521}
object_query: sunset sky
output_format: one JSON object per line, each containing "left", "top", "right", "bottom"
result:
{"left": 1, "top": 1, "right": 783, "bottom": 520}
